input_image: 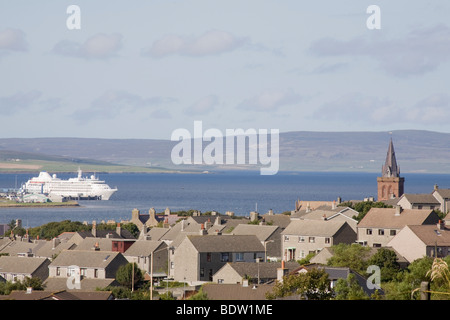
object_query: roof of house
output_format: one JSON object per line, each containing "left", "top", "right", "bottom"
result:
{"left": 123, "top": 240, "right": 166, "bottom": 256}
{"left": 358, "top": 208, "right": 437, "bottom": 228}
{"left": 0, "top": 256, "right": 50, "bottom": 274}
{"left": 49, "top": 250, "right": 123, "bottom": 268}
{"left": 400, "top": 194, "right": 441, "bottom": 204}
{"left": 219, "top": 261, "right": 300, "bottom": 279}
{"left": 231, "top": 224, "right": 280, "bottom": 241}
{"left": 202, "top": 283, "right": 275, "bottom": 300}
{"left": 187, "top": 235, "right": 265, "bottom": 252}
{"left": 143, "top": 227, "right": 170, "bottom": 241}
{"left": 300, "top": 207, "right": 358, "bottom": 221}
{"left": 406, "top": 225, "right": 450, "bottom": 246}
{"left": 71, "top": 237, "right": 117, "bottom": 251}
{"left": 34, "top": 239, "right": 76, "bottom": 258}
{"left": 433, "top": 188, "right": 450, "bottom": 199}
{"left": 43, "top": 277, "right": 118, "bottom": 292}
{"left": 260, "top": 214, "right": 291, "bottom": 229}
{"left": 282, "top": 219, "right": 350, "bottom": 237}
{"left": 4, "top": 290, "right": 113, "bottom": 300}
{"left": 77, "top": 228, "right": 135, "bottom": 240}
{"left": 0, "top": 239, "right": 47, "bottom": 256}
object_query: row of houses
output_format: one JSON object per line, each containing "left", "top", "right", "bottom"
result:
{"left": 0, "top": 196, "right": 448, "bottom": 299}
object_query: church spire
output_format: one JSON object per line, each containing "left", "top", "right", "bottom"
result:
{"left": 382, "top": 138, "right": 400, "bottom": 178}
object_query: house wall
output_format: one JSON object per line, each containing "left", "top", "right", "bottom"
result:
{"left": 212, "top": 264, "right": 242, "bottom": 284}
{"left": 357, "top": 226, "right": 400, "bottom": 248}
{"left": 282, "top": 234, "right": 332, "bottom": 261}
{"left": 31, "top": 259, "right": 51, "bottom": 281}
{"left": 333, "top": 223, "right": 357, "bottom": 245}
{"left": 49, "top": 266, "right": 107, "bottom": 279}
{"left": 173, "top": 239, "right": 199, "bottom": 283}
{"left": 387, "top": 227, "right": 427, "bottom": 262}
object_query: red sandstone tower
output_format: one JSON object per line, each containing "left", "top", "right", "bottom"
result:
{"left": 377, "top": 138, "right": 404, "bottom": 201}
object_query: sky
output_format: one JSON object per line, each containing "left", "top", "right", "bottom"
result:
{"left": 1, "top": 0, "right": 450, "bottom": 140}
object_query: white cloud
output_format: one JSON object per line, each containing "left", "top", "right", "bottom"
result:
{"left": 53, "top": 33, "right": 123, "bottom": 59}
{"left": 309, "top": 24, "right": 450, "bottom": 77}
{"left": 143, "top": 30, "right": 250, "bottom": 58}
{"left": 72, "top": 90, "right": 176, "bottom": 121}
{"left": 0, "top": 28, "right": 28, "bottom": 53}
{"left": 0, "top": 91, "right": 42, "bottom": 115}
{"left": 184, "top": 95, "right": 219, "bottom": 116}
{"left": 238, "top": 88, "right": 302, "bottom": 112}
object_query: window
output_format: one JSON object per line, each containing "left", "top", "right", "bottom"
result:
{"left": 236, "top": 253, "right": 244, "bottom": 262}
{"left": 221, "top": 252, "right": 230, "bottom": 262}
{"left": 325, "top": 237, "right": 331, "bottom": 244}
{"left": 366, "top": 229, "right": 372, "bottom": 235}
{"left": 200, "top": 268, "right": 205, "bottom": 277}
{"left": 218, "top": 279, "right": 224, "bottom": 284}
{"left": 390, "top": 230, "right": 397, "bottom": 236}
{"left": 378, "top": 229, "right": 384, "bottom": 236}
{"left": 284, "top": 235, "right": 290, "bottom": 241}
{"left": 56, "top": 267, "right": 61, "bottom": 276}
{"left": 418, "top": 205, "right": 423, "bottom": 209}
{"left": 206, "top": 252, "right": 211, "bottom": 262}
{"left": 94, "top": 269, "right": 98, "bottom": 278}
{"left": 309, "top": 237, "right": 315, "bottom": 243}
{"left": 298, "top": 236, "right": 305, "bottom": 242}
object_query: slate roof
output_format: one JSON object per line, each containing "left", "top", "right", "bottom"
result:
{"left": 433, "top": 188, "right": 450, "bottom": 199}
{"left": 407, "top": 225, "right": 450, "bottom": 246}
{"left": 0, "top": 256, "right": 50, "bottom": 274}
{"left": 202, "top": 283, "right": 275, "bottom": 300}
{"left": 4, "top": 290, "right": 113, "bottom": 300}
{"left": 282, "top": 219, "right": 349, "bottom": 237}
{"left": 49, "top": 250, "right": 122, "bottom": 268}
{"left": 220, "top": 261, "right": 300, "bottom": 279}
{"left": 358, "top": 208, "right": 438, "bottom": 229}
{"left": 400, "top": 194, "right": 440, "bottom": 204}
{"left": 231, "top": 224, "right": 279, "bottom": 241}
{"left": 188, "top": 235, "right": 265, "bottom": 252}
{"left": 123, "top": 240, "right": 166, "bottom": 256}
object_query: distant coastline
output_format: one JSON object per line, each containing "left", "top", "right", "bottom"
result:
{"left": 0, "top": 200, "right": 80, "bottom": 208}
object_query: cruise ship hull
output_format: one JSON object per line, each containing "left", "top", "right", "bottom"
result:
{"left": 22, "top": 169, "right": 117, "bottom": 201}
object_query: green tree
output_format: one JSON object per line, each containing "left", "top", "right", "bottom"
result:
{"left": 327, "top": 243, "right": 371, "bottom": 274}
{"left": 115, "top": 263, "right": 143, "bottom": 290}
{"left": 266, "top": 268, "right": 333, "bottom": 300}
{"left": 367, "top": 248, "right": 400, "bottom": 282}
{"left": 334, "top": 274, "right": 369, "bottom": 300}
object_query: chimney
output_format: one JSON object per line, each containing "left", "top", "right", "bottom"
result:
{"left": 199, "top": 223, "right": 207, "bottom": 235}
{"left": 132, "top": 208, "right": 140, "bottom": 221}
{"left": 332, "top": 200, "right": 336, "bottom": 210}
{"left": 437, "top": 220, "right": 445, "bottom": 230}
{"left": 268, "top": 209, "right": 274, "bottom": 216}
{"left": 277, "top": 260, "right": 288, "bottom": 282}
{"left": 322, "top": 214, "right": 327, "bottom": 220}
{"left": 92, "top": 221, "right": 97, "bottom": 237}
{"left": 214, "top": 216, "right": 221, "bottom": 226}
{"left": 205, "top": 218, "right": 212, "bottom": 229}
{"left": 52, "top": 237, "right": 61, "bottom": 249}
{"left": 434, "top": 184, "right": 439, "bottom": 191}
{"left": 395, "top": 206, "right": 402, "bottom": 216}
{"left": 337, "top": 197, "right": 342, "bottom": 205}
{"left": 116, "top": 223, "right": 121, "bottom": 237}
{"left": 92, "top": 242, "right": 100, "bottom": 251}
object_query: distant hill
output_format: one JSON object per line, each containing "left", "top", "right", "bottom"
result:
{"left": 1, "top": 130, "right": 450, "bottom": 173}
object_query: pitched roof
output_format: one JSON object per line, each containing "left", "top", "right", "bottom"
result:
{"left": 4, "top": 290, "right": 113, "bottom": 300}
{"left": 221, "top": 261, "right": 300, "bottom": 279}
{"left": 231, "top": 224, "right": 279, "bottom": 241}
{"left": 49, "top": 250, "right": 122, "bottom": 268}
{"left": 282, "top": 219, "right": 349, "bottom": 237}
{"left": 407, "top": 225, "right": 450, "bottom": 246}
{"left": 187, "top": 235, "right": 264, "bottom": 252}
{"left": 202, "top": 283, "right": 274, "bottom": 300}
{"left": 400, "top": 194, "right": 440, "bottom": 204}
{"left": 0, "top": 256, "right": 50, "bottom": 274}
{"left": 358, "top": 208, "right": 438, "bottom": 229}
{"left": 43, "top": 277, "right": 118, "bottom": 292}
{"left": 433, "top": 188, "right": 450, "bottom": 199}
{"left": 123, "top": 240, "right": 166, "bottom": 256}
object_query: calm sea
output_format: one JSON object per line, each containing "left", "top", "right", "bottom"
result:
{"left": 1, "top": 171, "right": 449, "bottom": 228}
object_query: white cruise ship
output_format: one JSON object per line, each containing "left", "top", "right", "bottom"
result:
{"left": 22, "top": 168, "right": 117, "bottom": 200}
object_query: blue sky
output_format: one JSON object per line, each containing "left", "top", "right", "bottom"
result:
{"left": 1, "top": 1, "right": 450, "bottom": 139}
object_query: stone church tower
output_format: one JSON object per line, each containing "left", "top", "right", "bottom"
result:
{"left": 377, "top": 138, "right": 404, "bottom": 201}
